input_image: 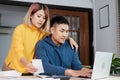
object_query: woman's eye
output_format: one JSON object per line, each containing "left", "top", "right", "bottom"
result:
{"left": 43, "top": 17, "right": 46, "bottom": 19}
{"left": 37, "top": 15, "right": 41, "bottom": 17}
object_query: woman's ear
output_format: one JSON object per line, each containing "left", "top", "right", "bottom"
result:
{"left": 30, "top": 14, "right": 34, "bottom": 19}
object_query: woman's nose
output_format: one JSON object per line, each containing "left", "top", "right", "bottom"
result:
{"left": 39, "top": 18, "right": 44, "bottom": 22}
{"left": 39, "top": 19, "right": 42, "bottom": 22}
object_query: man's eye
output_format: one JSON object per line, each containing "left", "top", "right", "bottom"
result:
{"left": 60, "top": 30, "right": 64, "bottom": 32}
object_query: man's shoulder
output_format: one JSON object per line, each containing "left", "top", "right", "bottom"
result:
{"left": 37, "top": 39, "right": 46, "bottom": 45}
{"left": 64, "top": 40, "right": 71, "bottom": 46}
{"left": 64, "top": 40, "right": 76, "bottom": 52}
{"left": 36, "top": 37, "right": 49, "bottom": 46}
{"left": 36, "top": 37, "right": 52, "bottom": 51}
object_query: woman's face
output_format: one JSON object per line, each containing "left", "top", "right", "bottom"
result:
{"left": 31, "top": 10, "right": 46, "bottom": 28}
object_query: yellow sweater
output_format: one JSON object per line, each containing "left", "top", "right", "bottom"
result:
{"left": 5, "top": 24, "right": 50, "bottom": 73}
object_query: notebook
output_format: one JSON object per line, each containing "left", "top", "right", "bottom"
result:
{"left": 84, "top": 51, "right": 113, "bottom": 80}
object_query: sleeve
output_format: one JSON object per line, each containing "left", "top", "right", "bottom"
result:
{"left": 11, "top": 26, "right": 24, "bottom": 59}
{"left": 35, "top": 42, "right": 66, "bottom": 75}
{"left": 71, "top": 51, "right": 83, "bottom": 70}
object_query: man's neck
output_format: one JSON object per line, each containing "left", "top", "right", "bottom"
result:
{"left": 51, "top": 36, "right": 60, "bottom": 46}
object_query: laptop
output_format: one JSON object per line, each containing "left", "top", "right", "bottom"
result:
{"left": 51, "top": 51, "right": 113, "bottom": 80}
{"left": 84, "top": 51, "right": 113, "bottom": 80}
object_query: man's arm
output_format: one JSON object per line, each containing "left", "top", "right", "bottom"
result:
{"left": 71, "top": 51, "right": 83, "bottom": 70}
{"left": 65, "top": 41, "right": 83, "bottom": 70}
{"left": 35, "top": 41, "right": 66, "bottom": 75}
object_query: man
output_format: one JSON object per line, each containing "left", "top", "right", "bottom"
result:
{"left": 35, "top": 16, "right": 92, "bottom": 77}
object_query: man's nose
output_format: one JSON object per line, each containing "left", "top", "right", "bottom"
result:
{"left": 63, "top": 32, "right": 68, "bottom": 37}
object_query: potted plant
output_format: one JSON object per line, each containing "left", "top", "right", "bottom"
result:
{"left": 110, "top": 54, "right": 120, "bottom": 76}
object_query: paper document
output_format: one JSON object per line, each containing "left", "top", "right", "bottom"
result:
{"left": 0, "top": 70, "right": 21, "bottom": 76}
{"left": 0, "top": 77, "right": 60, "bottom": 80}
{"left": 32, "top": 59, "right": 44, "bottom": 74}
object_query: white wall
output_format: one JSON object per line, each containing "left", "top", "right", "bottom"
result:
{"left": 0, "top": 4, "right": 28, "bottom": 69}
{"left": 12, "top": 0, "right": 93, "bottom": 8}
{"left": 93, "top": 0, "right": 118, "bottom": 54}
{"left": 0, "top": 4, "right": 28, "bottom": 27}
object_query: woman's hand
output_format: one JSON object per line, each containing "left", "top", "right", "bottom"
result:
{"left": 20, "top": 57, "right": 37, "bottom": 73}
{"left": 26, "top": 63, "right": 37, "bottom": 73}
{"left": 69, "top": 37, "right": 79, "bottom": 52}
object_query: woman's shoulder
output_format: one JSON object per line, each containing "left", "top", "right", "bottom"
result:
{"left": 15, "top": 24, "right": 28, "bottom": 30}
{"left": 13, "top": 24, "right": 27, "bottom": 33}
{"left": 15, "top": 24, "right": 27, "bottom": 28}
{"left": 41, "top": 30, "right": 50, "bottom": 34}
{"left": 40, "top": 30, "right": 51, "bottom": 38}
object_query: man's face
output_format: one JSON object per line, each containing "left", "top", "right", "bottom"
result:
{"left": 51, "top": 23, "right": 69, "bottom": 46}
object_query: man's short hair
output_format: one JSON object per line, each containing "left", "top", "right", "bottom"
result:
{"left": 50, "top": 16, "right": 69, "bottom": 27}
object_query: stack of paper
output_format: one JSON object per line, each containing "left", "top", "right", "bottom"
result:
{"left": 0, "top": 70, "right": 21, "bottom": 77}
{"left": 0, "top": 77, "right": 60, "bottom": 80}
{"left": 32, "top": 59, "right": 44, "bottom": 75}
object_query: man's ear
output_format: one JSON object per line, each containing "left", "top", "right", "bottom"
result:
{"left": 50, "top": 27, "right": 54, "bottom": 34}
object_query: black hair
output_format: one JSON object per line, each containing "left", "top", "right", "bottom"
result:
{"left": 50, "top": 16, "right": 69, "bottom": 27}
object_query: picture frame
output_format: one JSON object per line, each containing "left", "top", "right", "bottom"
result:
{"left": 99, "top": 5, "right": 110, "bottom": 29}
{"left": 0, "top": 13, "right": 1, "bottom": 25}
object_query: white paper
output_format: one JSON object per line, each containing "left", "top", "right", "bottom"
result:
{"left": 32, "top": 59, "right": 44, "bottom": 74}
{"left": 0, "top": 77, "right": 60, "bottom": 80}
{"left": 0, "top": 70, "right": 21, "bottom": 77}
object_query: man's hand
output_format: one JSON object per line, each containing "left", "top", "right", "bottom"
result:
{"left": 65, "top": 68, "right": 92, "bottom": 77}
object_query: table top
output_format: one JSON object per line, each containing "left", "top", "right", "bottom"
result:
{"left": 70, "top": 76, "right": 120, "bottom": 80}
{"left": 0, "top": 75, "right": 120, "bottom": 80}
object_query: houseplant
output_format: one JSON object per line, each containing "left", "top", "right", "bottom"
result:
{"left": 110, "top": 54, "right": 120, "bottom": 76}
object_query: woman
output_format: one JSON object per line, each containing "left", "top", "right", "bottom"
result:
{"left": 2, "top": 3, "right": 78, "bottom": 73}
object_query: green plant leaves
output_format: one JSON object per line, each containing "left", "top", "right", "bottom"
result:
{"left": 110, "top": 54, "right": 120, "bottom": 75}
